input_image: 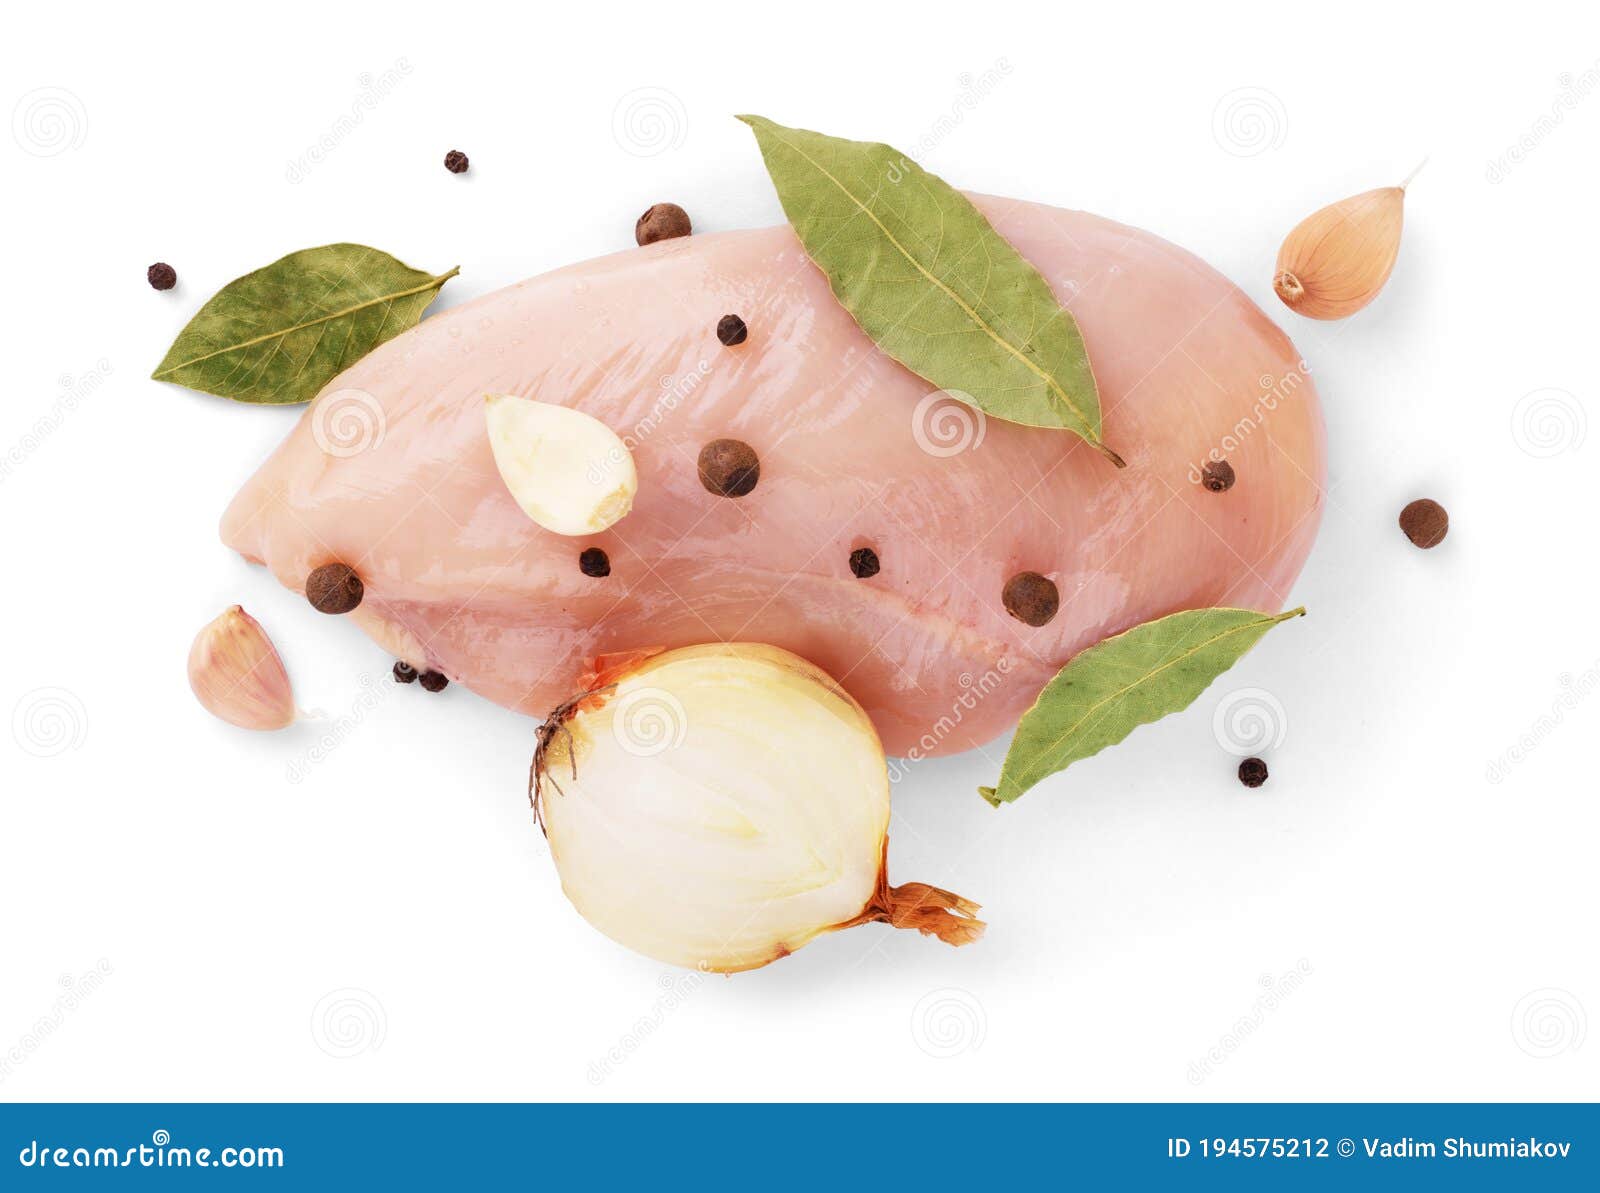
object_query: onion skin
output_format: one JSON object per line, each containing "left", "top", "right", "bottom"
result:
{"left": 534, "top": 643, "right": 984, "bottom": 972}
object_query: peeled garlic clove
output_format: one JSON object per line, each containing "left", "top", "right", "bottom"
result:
{"left": 188, "top": 605, "right": 295, "bottom": 731}
{"left": 533, "top": 643, "right": 984, "bottom": 973}
{"left": 484, "top": 395, "right": 636, "bottom": 535}
{"left": 1273, "top": 186, "right": 1405, "bottom": 320}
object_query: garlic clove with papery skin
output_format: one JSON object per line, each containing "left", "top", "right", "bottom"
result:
{"left": 188, "top": 605, "right": 295, "bottom": 731}
{"left": 1273, "top": 185, "right": 1406, "bottom": 320}
{"left": 484, "top": 395, "right": 636, "bottom": 536}
{"left": 533, "top": 643, "right": 984, "bottom": 973}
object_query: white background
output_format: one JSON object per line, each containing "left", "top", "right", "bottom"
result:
{"left": 2, "top": 0, "right": 1596, "bottom": 1102}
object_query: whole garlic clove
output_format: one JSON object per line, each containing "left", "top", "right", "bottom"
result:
{"left": 484, "top": 395, "right": 636, "bottom": 536}
{"left": 188, "top": 605, "right": 295, "bottom": 730}
{"left": 1273, "top": 185, "right": 1406, "bottom": 320}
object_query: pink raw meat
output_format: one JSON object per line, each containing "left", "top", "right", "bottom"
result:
{"left": 221, "top": 194, "right": 1325, "bottom": 757}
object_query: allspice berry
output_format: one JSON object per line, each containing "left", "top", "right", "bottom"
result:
{"left": 443, "top": 149, "right": 469, "bottom": 174}
{"left": 418, "top": 670, "right": 449, "bottom": 692}
{"left": 1238, "top": 757, "right": 1269, "bottom": 788}
{"left": 698, "top": 438, "right": 760, "bottom": 498}
{"left": 579, "top": 547, "right": 611, "bottom": 577}
{"left": 305, "top": 562, "right": 364, "bottom": 614}
{"left": 393, "top": 661, "right": 418, "bottom": 684}
{"left": 1201, "top": 460, "right": 1235, "bottom": 493}
{"left": 717, "top": 314, "right": 749, "bottom": 346}
{"left": 635, "top": 203, "right": 691, "bottom": 246}
{"left": 1399, "top": 498, "right": 1448, "bottom": 549}
{"left": 849, "top": 547, "right": 880, "bottom": 579}
{"left": 1002, "top": 571, "right": 1059, "bottom": 627}
{"left": 147, "top": 262, "right": 177, "bottom": 291}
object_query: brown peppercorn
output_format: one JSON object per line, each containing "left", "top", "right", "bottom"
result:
{"left": 147, "top": 262, "right": 177, "bottom": 291}
{"left": 305, "top": 562, "right": 364, "bottom": 614}
{"left": 579, "top": 547, "right": 611, "bottom": 578}
{"left": 418, "top": 670, "right": 449, "bottom": 693}
{"left": 1238, "top": 757, "right": 1269, "bottom": 788}
{"left": 849, "top": 547, "right": 880, "bottom": 579}
{"left": 635, "top": 203, "right": 691, "bottom": 246}
{"left": 1399, "top": 498, "right": 1448, "bottom": 549}
{"left": 698, "top": 438, "right": 760, "bottom": 498}
{"left": 1002, "top": 571, "right": 1059, "bottom": 627}
{"left": 1201, "top": 459, "right": 1235, "bottom": 492}
{"left": 716, "top": 314, "right": 748, "bottom": 346}
{"left": 443, "top": 149, "right": 469, "bottom": 174}
{"left": 393, "top": 661, "right": 418, "bottom": 684}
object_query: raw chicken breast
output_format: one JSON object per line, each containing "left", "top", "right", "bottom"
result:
{"left": 222, "top": 195, "right": 1324, "bottom": 757}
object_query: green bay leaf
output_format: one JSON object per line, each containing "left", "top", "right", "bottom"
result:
{"left": 739, "top": 115, "right": 1122, "bottom": 467}
{"left": 981, "top": 606, "right": 1306, "bottom": 805}
{"left": 151, "top": 244, "right": 458, "bottom": 404}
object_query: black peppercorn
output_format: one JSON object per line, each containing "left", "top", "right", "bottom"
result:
{"left": 849, "top": 547, "right": 880, "bottom": 579}
{"left": 418, "top": 670, "right": 449, "bottom": 692}
{"left": 393, "top": 661, "right": 418, "bottom": 684}
{"left": 147, "top": 262, "right": 177, "bottom": 291}
{"left": 1399, "top": 498, "right": 1448, "bottom": 549}
{"left": 1201, "top": 460, "right": 1235, "bottom": 493}
{"left": 579, "top": 547, "right": 611, "bottom": 577}
{"left": 305, "top": 562, "right": 364, "bottom": 614}
{"left": 443, "top": 149, "right": 469, "bottom": 174}
{"left": 635, "top": 203, "right": 692, "bottom": 246}
{"left": 1238, "top": 757, "right": 1269, "bottom": 788}
{"left": 698, "top": 438, "right": 760, "bottom": 498}
{"left": 716, "top": 314, "right": 748, "bottom": 346}
{"left": 1002, "top": 571, "right": 1059, "bottom": 627}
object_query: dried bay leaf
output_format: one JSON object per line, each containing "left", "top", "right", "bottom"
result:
{"left": 152, "top": 244, "right": 458, "bottom": 404}
{"left": 739, "top": 115, "right": 1122, "bottom": 467}
{"left": 981, "top": 606, "right": 1306, "bottom": 805}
